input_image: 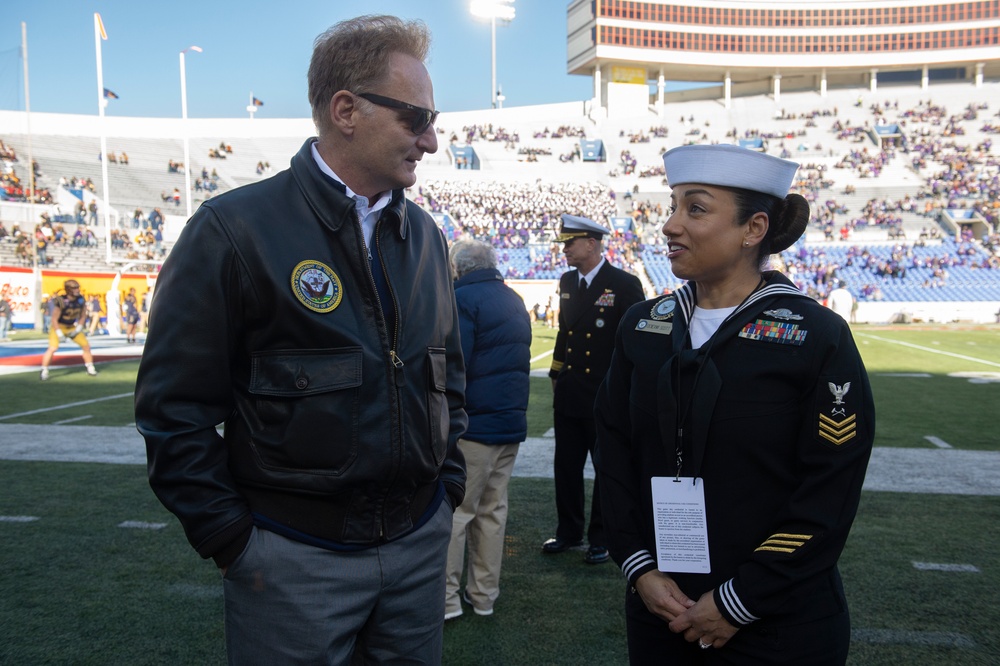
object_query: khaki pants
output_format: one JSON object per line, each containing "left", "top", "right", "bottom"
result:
{"left": 445, "top": 438, "right": 520, "bottom": 616}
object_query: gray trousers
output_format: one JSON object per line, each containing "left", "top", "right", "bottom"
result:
{"left": 223, "top": 500, "right": 452, "bottom": 665}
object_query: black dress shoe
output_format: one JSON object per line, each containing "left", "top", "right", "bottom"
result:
{"left": 541, "top": 537, "right": 584, "bottom": 554}
{"left": 584, "top": 546, "right": 610, "bottom": 564}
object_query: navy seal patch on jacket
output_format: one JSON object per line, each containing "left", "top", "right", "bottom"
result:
{"left": 291, "top": 260, "right": 343, "bottom": 313}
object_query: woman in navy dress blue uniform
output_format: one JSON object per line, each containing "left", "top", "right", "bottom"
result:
{"left": 595, "top": 145, "right": 875, "bottom": 665}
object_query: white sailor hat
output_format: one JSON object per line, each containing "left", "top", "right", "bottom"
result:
{"left": 662, "top": 144, "right": 799, "bottom": 199}
{"left": 555, "top": 214, "right": 610, "bottom": 242}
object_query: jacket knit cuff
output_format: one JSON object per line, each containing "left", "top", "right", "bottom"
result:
{"left": 444, "top": 480, "right": 465, "bottom": 511}
{"left": 205, "top": 514, "right": 255, "bottom": 569}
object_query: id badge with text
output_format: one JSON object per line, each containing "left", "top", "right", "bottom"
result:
{"left": 651, "top": 476, "right": 711, "bottom": 574}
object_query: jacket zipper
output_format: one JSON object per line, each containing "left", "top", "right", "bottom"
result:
{"left": 372, "top": 220, "right": 403, "bottom": 379}
{"left": 366, "top": 217, "right": 404, "bottom": 539}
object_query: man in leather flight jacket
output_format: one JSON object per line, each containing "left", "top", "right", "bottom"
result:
{"left": 135, "top": 15, "right": 466, "bottom": 664}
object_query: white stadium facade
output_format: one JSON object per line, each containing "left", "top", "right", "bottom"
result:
{"left": 568, "top": 0, "right": 1000, "bottom": 116}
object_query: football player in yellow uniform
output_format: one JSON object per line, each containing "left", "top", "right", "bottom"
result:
{"left": 40, "top": 279, "right": 98, "bottom": 381}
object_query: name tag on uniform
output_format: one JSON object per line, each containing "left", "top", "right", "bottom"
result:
{"left": 636, "top": 319, "right": 672, "bottom": 335}
{"left": 651, "top": 477, "right": 711, "bottom": 574}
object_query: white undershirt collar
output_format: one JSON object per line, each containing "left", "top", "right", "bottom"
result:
{"left": 578, "top": 257, "right": 606, "bottom": 287}
{"left": 689, "top": 305, "right": 738, "bottom": 349}
{"left": 310, "top": 141, "right": 391, "bottom": 249}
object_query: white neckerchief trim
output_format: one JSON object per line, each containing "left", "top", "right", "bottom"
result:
{"left": 674, "top": 280, "right": 808, "bottom": 327}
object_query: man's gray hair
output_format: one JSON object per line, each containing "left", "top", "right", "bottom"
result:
{"left": 450, "top": 239, "right": 497, "bottom": 279}
{"left": 308, "top": 15, "right": 431, "bottom": 137}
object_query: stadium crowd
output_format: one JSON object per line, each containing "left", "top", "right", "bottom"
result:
{"left": 2, "top": 82, "right": 999, "bottom": 307}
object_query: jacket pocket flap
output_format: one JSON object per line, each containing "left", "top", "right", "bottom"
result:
{"left": 250, "top": 348, "right": 362, "bottom": 397}
{"left": 428, "top": 347, "right": 447, "bottom": 392}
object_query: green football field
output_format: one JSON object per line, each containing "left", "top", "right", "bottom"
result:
{"left": 0, "top": 323, "right": 998, "bottom": 664}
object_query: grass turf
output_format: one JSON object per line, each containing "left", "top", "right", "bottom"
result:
{"left": 1, "top": 324, "right": 999, "bottom": 663}
{"left": 4, "top": 324, "right": 998, "bottom": 448}
{"left": 1, "top": 464, "right": 998, "bottom": 664}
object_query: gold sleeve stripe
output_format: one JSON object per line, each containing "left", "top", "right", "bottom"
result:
{"left": 550, "top": 360, "right": 564, "bottom": 372}
{"left": 756, "top": 532, "right": 813, "bottom": 553}
{"left": 819, "top": 413, "right": 856, "bottom": 427}
{"left": 818, "top": 413, "right": 857, "bottom": 445}
{"left": 818, "top": 429, "right": 857, "bottom": 445}
{"left": 820, "top": 423, "right": 855, "bottom": 434}
{"left": 819, "top": 422, "right": 857, "bottom": 436}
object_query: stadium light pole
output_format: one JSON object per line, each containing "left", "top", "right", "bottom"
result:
{"left": 179, "top": 45, "right": 202, "bottom": 219}
{"left": 470, "top": 0, "right": 515, "bottom": 109}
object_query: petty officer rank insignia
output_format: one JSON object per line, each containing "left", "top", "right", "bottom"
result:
{"left": 595, "top": 290, "right": 616, "bottom": 307}
{"left": 291, "top": 260, "right": 343, "bottom": 313}
{"left": 817, "top": 380, "right": 859, "bottom": 447}
{"left": 738, "top": 319, "right": 807, "bottom": 346}
{"left": 650, "top": 296, "right": 676, "bottom": 321}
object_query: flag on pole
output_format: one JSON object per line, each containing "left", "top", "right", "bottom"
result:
{"left": 95, "top": 13, "right": 108, "bottom": 40}
{"left": 252, "top": 97, "right": 264, "bottom": 107}
{"left": 103, "top": 88, "right": 119, "bottom": 100}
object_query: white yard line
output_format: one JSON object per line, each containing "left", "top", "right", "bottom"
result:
{"left": 924, "top": 435, "right": 953, "bottom": 449}
{"left": 52, "top": 415, "right": 94, "bottom": 425}
{"left": 530, "top": 349, "right": 554, "bottom": 363}
{"left": 118, "top": 521, "right": 167, "bottom": 529}
{"left": 0, "top": 393, "right": 133, "bottom": 421}
{"left": 856, "top": 333, "right": 1000, "bottom": 368}
{"left": 912, "top": 562, "right": 980, "bottom": 572}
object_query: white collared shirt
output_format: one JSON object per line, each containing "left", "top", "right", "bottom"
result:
{"left": 578, "top": 257, "right": 606, "bottom": 289}
{"left": 310, "top": 141, "right": 391, "bottom": 249}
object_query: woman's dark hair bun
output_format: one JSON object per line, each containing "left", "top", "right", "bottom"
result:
{"left": 769, "top": 193, "right": 809, "bottom": 253}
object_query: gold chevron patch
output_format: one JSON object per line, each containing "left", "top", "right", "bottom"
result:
{"left": 818, "top": 413, "right": 857, "bottom": 445}
{"left": 755, "top": 533, "right": 812, "bottom": 554}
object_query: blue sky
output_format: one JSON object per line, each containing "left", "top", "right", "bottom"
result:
{"left": 0, "top": 0, "right": 596, "bottom": 119}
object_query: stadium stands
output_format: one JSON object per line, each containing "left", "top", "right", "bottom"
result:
{"left": 1, "top": 80, "right": 998, "bottom": 322}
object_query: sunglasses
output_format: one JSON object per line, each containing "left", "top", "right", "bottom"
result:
{"left": 356, "top": 92, "right": 439, "bottom": 135}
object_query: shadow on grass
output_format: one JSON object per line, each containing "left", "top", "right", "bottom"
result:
{"left": 2, "top": 463, "right": 999, "bottom": 664}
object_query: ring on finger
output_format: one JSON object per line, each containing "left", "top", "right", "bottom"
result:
{"left": 698, "top": 639, "right": 712, "bottom": 649}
